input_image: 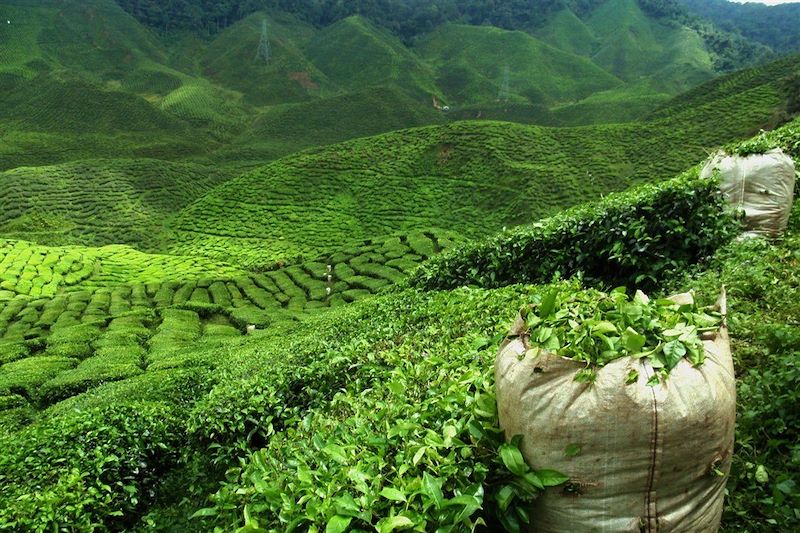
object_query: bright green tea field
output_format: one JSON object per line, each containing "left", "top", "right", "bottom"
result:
{"left": 1, "top": 0, "right": 799, "bottom": 531}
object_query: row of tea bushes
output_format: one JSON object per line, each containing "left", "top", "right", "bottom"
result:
{"left": 410, "top": 170, "right": 740, "bottom": 292}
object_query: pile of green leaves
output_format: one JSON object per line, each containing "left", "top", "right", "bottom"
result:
{"left": 520, "top": 285, "right": 723, "bottom": 384}
{"left": 410, "top": 170, "right": 739, "bottom": 292}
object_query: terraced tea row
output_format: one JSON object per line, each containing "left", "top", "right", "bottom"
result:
{"left": 0, "top": 295, "right": 244, "bottom": 418}
{"left": 0, "top": 230, "right": 455, "bottom": 412}
{"left": 172, "top": 58, "right": 792, "bottom": 266}
{"left": 0, "top": 159, "right": 232, "bottom": 249}
{"left": 0, "top": 239, "right": 241, "bottom": 299}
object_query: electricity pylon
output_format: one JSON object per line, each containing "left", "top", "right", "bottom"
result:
{"left": 255, "top": 19, "right": 270, "bottom": 64}
{"left": 498, "top": 65, "right": 511, "bottom": 101}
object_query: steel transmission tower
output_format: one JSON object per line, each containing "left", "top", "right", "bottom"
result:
{"left": 498, "top": 65, "right": 511, "bottom": 101}
{"left": 255, "top": 19, "right": 271, "bottom": 64}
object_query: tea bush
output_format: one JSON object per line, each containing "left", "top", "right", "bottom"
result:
{"left": 411, "top": 171, "right": 739, "bottom": 292}
{"left": 0, "top": 403, "right": 185, "bottom": 531}
{"left": 671, "top": 201, "right": 800, "bottom": 531}
{"left": 187, "top": 285, "right": 569, "bottom": 531}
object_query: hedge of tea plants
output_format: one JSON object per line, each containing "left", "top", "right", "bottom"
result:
{"left": 410, "top": 170, "right": 740, "bottom": 292}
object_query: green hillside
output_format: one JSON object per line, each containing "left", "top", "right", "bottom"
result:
{"left": 171, "top": 53, "right": 796, "bottom": 266}
{"left": 416, "top": 23, "right": 622, "bottom": 106}
{"left": 306, "top": 16, "right": 440, "bottom": 100}
{"left": 681, "top": 0, "right": 800, "bottom": 54}
{"left": 0, "top": 159, "right": 232, "bottom": 248}
{"left": 585, "top": 0, "right": 715, "bottom": 93}
{"left": 220, "top": 86, "right": 446, "bottom": 165}
{"left": 2, "top": 51, "right": 793, "bottom": 266}
{"left": 2, "top": 0, "right": 783, "bottom": 174}
{"left": 0, "top": 228, "right": 460, "bottom": 414}
{"left": 0, "top": 0, "right": 164, "bottom": 81}
{"left": 200, "top": 11, "right": 332, "bottom": 106}
{"left": 532, "top": 8, "right": 600, "bottom": 57}
{"left": 648, "top": 53, "right": 800, "bottom": 121}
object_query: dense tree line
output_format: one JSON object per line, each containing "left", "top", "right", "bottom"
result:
{"left": 113, "top": 0, "right": 773, "bottom": 72}
{"left": 113, "top": 0, "right": 600, "bottom": 37}
{"left": 681, "top": 0, "right": 800, "bottom": 54}
{"left": 636, "top": 0, "right": 774, "bottom": 72}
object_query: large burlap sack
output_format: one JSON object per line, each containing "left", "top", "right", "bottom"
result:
{"left": 700, "top": 148, "right": 796, "bottom": 238}
{"left": 495, "top": 292, "right": 735, "bottom": 532}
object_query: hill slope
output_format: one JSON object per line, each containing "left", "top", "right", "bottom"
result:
{"left": 0, "top": 160, "right": 232, "bottom": 249}
{"left": 170, "top": 53, "right": 798, "bottom": 266}
{"left": 306, "top": 16, "right": 440, "bottom": 100}
{"left": 415, "top": 23, "right": 622, "bottom": 106}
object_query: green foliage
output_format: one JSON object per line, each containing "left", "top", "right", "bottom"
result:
{"left": 0, "top": 356, "right": 78, "bottom": 400}
{"left": 520, "top": 284, "right": 722, "bottom": 382}
{"left": 726, "top": 351, "right": 800, "bottom": 529}
{"left": 729, "top": 116, "right": 800, "bottom": 159}
{"left": 416, "top": 22, "right": 621, "bottom": 106}
{"left": 0, "top": 5, "right": 798, "bottom": 529}
{"left": 196, "top": 351, "right": 544, "bottom": 532}
{"left": 187, "top": 285, "right": 562, "bottom": 531}
{"left": 0, "top": 402, "right": 184, "bottom": 531}
{"left": 669, "top": 202, "right": 800, "bottom": 531}
{"left": 411, "top": 170, "right": 739, "bottom": 292}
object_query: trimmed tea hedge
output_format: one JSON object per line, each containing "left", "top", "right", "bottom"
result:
{"left": 410, "top": 171, "right": 740, "bottom": 291}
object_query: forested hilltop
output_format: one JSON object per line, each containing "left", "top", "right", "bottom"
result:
{"left": 115, "top": 0, "right": 768, "bottom": 70}
{"left": 681, "top": 0, "right": 800, "bottom": 54}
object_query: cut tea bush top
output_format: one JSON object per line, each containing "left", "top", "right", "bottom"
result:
{"left": 410, "top": 170, "right": 739, "bottom": 292}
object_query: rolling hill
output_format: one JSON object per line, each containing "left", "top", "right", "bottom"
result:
{"left": 2, "top": 39, "right": 794, "bottom": 267}
{"left": 0, "top": 0, "right": 789, "bottom": 179}
{"left": 0, "top": 0, "right": 799, "bottom": 527}
{"left": 169, "top": 53, "right": 798, "bottom": 267}
{"left": 415, "top": 22, "right": 623, "bottom": 106}
{"left": 0, "top": 159, "right": 232, "bottom": 249}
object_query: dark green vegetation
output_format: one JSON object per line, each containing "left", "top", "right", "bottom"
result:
{"left": 2, "top": 0, "right": 800, "bottom": 530}
{"left": 3, "top": 7, "right": 793, "bottom": 265}
{"left": 681, "top": 0, "right": 800, "bottom": 54}
{"left": 0, "top": 0, "right": 787, "bottom": 178}
{"left": 113, "top": 0, "right": 772, "bottom": 73}
{"left": 410, "top": 170, "right": 738, "bottom": 291}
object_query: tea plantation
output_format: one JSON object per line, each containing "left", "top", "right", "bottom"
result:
{"left": 0, "top": 229, "right": 461, "bottom": 425}
{"left": 0, "top": 113, "right": 797, "bottom": 529}
{"left": 171, "top": 60, "right": 791, "bottom": 265}
{"left": 2, "top": 1, "right": 800, "bottom": 530}
{"left": 0, "top": 160, "right": 233, "bottom": 249}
